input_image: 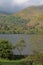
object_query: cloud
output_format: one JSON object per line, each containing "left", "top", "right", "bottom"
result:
{"left": 12, "top": 0, "right": 29, "bottom": 5}
{"left": 0, "top": 0, "right": 43, "bottom": 13}
{"left": 29, "top": 0, "right": 43, "bottom": 6}
{"left": 0, "top": 0, "right": 29, "bottom": 13}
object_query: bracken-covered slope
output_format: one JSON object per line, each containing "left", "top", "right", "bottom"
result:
{"left": 14, "top": 5, "right": 43, "bottom": 18}
{"left": 14, "top": 5, "right": 43, "bottom": 34}
{"left": 0, "top": 5, "right": 43, "bottom": 34}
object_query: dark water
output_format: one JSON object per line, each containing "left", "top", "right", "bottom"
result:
{"left": 0, "top": 34, "right": 43, "bottom": 55}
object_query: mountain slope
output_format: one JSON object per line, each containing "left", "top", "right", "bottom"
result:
{"left": 14, "top": 5, "right": 43, "bottom": 29}
{"left": 14, "top": 5, "right": 43, "bottom": 18}
{"left": 0, "top": 5, "right": 43, "bottom": 34}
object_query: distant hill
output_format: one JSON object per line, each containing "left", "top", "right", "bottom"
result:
{"left": 14, "top": 5, "right": 43, "bottom": 17}
{"left": 14, "top": 5, "right": 43, "bottom": 25}
{"left": 14, "top": 5, "right": 43, "bottom": 31}
{"left": 0, "top": 5, "right": 43, "bottom": 34}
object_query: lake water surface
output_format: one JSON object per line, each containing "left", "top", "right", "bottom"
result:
{"left": 0, "top": 34, "right": 43, "bottom": 55}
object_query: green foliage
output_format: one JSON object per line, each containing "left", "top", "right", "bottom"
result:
{"left": 0, "top": 15, "right": 43, "bottom": 34}
{"left": 0, "top": 38, "right": 26, "bottom": 59}
{"left": 0, "top": 39, "right": 14, "bottom": 59}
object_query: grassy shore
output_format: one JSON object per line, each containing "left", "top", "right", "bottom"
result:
{"left": 0, "top": 59, "right": 42, "bottom": 65}
{"left": 0, "top": 59, "right": 24, "bottom": 65}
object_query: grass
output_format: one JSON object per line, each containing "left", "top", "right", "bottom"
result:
{"left": 0, "top": 59, "right": 24, "bottom": 65}
{"left": 33, "top": 62, "right": 42, "bottom": 65}
{"left": 0, "top": 59, "right": 42, "bottom": 65}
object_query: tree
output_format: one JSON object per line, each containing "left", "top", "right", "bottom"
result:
{"left": 0, "top": 39, "right": 14, "bottom": 59}
{"left": 14, "top": 38, "right": 26, "bottom": 55}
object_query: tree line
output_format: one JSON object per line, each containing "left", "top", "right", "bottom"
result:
{"left": 0, "top": 15, "right": 43, "bottom": 34}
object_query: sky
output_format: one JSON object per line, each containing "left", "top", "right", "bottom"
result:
{"left": 0, "top": 0, "right": 43, "bottom": 13}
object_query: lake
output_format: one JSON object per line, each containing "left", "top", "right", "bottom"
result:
{"left": 0, "top": 34, "right": 43, "bottom": 55}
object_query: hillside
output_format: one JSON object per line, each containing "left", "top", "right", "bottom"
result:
{"left": 0, "top": 5, "right": 43, "bottom": 34}
{"left": 14, "top": 5, "right": 43, "bottom": 17}
{"left": 14, "top": 5, "right": 43, "bottom": 34}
